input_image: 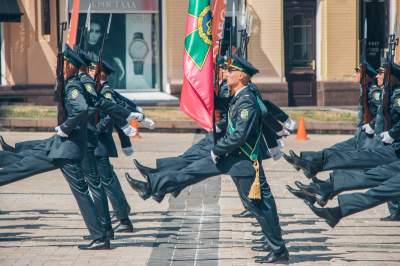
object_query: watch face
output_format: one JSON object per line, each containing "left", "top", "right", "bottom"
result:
{"left": 129, "top": 39, "right": 149, "bottom": 59}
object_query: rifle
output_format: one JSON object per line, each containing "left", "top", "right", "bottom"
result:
{"left": 360, "top": 18, "right": 371, "bottom": 124}
{"left": 237, "top": 6, "right": 252, "bottom": 58}
{"left": 382, "top": 34, "right": 398, "bottom": 131}
{"left": 78, "top": 1, "right": 92, "bottom": 51}
{"left": 94, "top": 13, "right": 112, "bottom": 91}
{"left": 55, "top": 0, "right": 67, "bottom": 124}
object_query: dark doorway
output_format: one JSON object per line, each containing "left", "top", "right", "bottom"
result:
{"left": 360, "top": 0, "right": 389, "bottom": 69}
{"left": 284, "top": 0, "right": 317, "bottom": 106}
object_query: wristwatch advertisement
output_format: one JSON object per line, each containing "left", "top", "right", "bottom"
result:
{"left": 129, "top": 32, "right": 150, "bottom": 75}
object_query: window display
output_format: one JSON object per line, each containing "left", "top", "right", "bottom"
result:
{"left": 71, "top": 0, "right": 161, "bottom": 91}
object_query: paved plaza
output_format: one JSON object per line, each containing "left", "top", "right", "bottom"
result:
{"left": 0, "top": 132, "right": 399, "bottom": 265}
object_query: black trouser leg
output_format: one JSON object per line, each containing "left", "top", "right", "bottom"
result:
{"left": 332, "top": 162, "right": 400, "bottom": 195}
{"left": 96, "top": 156, "right": 130, "bottom": 220}
{"left": 155, "top": 157, "right": 191, "bottom": 172}
{"left": 301, "top": 136, "right": 357, "bottom": 162}
{"left": 81, "top": 149, "right": 111, "bottom": 230}
{"left": 338, "top": 176, "right": 400, "bottom": 218}
{"left": 231, "top": 169, "right": 285, "bottom": 254}
{"left": 322, "top": 144, "right": 398, "bottom": 172}
{"left": 0, "top": 151, "right": 25, "bottom": 167}
{"left": 0, "top": 151, "right": 57, "bottom": 186}
{"left": 387, "top": 200, "right": 400, "bottom": 215}
{"left": 58, "top": 159, "right": 105, "bottom": 240}
{"left": 231, "top": 176, "right": 251, "bottom": 211}
{"left": 149, "top": 156, "right": 222, "bottom": 195}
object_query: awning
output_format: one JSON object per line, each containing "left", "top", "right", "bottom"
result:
{"left": 0, "top": 0, "right": 23, "bottom": 22}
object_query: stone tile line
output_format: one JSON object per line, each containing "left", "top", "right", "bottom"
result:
{"left": 193, "top": 200, "right": 205, "bottom": 266}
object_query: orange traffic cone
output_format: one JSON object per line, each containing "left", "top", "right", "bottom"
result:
{"left": 130, "top": 120, "right": 142, "bottom": 140}
{"left": 296, "top": 115, "right": 309, "bottom": 141}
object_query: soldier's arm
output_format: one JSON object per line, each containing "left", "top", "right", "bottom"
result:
{"left": 85, "top": 85, "right": 132, "bottom": 122}
{"left": 263, "top": 100, "right": 289, "bottom": 123}
{"left": 262, "top": 126, "right": 279, "bottom": 148}
{"left": 212, "top": 98, "right": 258, "bottom": 156}
{"left": 367, "top": 90, "right": 382, "bottom": 129}
{"left": 59, "top": 86, "right": 88, "bottom": 135}
{"left": 388, "top": 96, "right": 400, "bottom": 140}
{"left": 263, "top": 112, "right": 284, "bottom": 132}
{"left": 96, "top": 91, "right": 118, "bottom": 134}
{"left": 115, "top": 126, "right": 132, "bottom": 148}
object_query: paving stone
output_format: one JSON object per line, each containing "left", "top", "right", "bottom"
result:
{"left": 0, "top": 132, "right": 399, "bottom": 265}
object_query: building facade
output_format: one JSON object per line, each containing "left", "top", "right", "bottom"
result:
{"left": 0, "top": 0, "right": 397, "bottom": 106}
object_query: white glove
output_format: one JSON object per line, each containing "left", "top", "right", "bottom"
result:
{"left": 278, "top": 139, "right": 284, "bottom": 149}
{"left": 136, "top": 106, "right": 143, "bottom": 113}
{"left": 121, "top": 124, "right": 137, "bottom": 137}
{"left": 284, "top": 118, "right": 296, "bottom": 131}
{"left": 269, "top": 146, "right": 282, "bottom": 161}
{"left": 122, "top": 146, "right": 134, "bottom": 156}
{"left": 362, "top": 123, "right": 375, "bottom": 135}
{"left": 215, "top": 125, "right": 222, "bottom": 133}
{"left": 141, "top": 117, "right": 156, "bottom": 130}
{"left": 127, "top": 112, "right": 144, "bottom": 122}
{"left": 210, "top": 150, "right": 219, "bottom": 164}
{"left": 55, "top": 126, "right": 68, "bottom": 138}
{"left": 381, "top": 131, "right": 395, "bottom": 144}
{"left": 277, "top": 129, "right": 290, "bottom": 137}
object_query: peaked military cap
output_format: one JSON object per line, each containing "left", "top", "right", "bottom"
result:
{"left": 101, "top": 59, "right": 115, "bottom": 74}
{"left": 77, "top": 50, "right": 98, "bottom": 67}
{"left": 63, "top": 44, "right": 86, "bottom": 68}
{"left": 228, "top": 55, "right": 259, "bottom": 76}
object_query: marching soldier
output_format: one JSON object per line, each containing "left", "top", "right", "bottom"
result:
{"left": 126, "top": 55, "right": 289, "bottom": 263}
{"left": 284, "top": 62, "right": 381, "bottom": 172}
{"left": 289, "top": 62, "right": 400, "bottom": 225}
{"left": 283, "top": 63, "right": 400, "bottom": 180}
{"left": 93, "top": 59, "right": 136, "bottom": 233}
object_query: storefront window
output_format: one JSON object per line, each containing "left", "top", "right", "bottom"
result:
{"left": 0, "top": 23, "right": 3, "bottom": 85}
{"left": 71, "top": 0, "right": 161, "bottom": 91}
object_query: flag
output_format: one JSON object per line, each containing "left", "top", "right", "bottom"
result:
{"left": 181, "top": 0, "right": 214, "bottom": 131}
{"left": 211, "top": 0, "right": 226, "bottom": 62}
{"left": 67, "top": 0, "right": 80, "bottom": 48}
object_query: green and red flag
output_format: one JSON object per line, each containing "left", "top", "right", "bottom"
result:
{"left": 181, "top": 0, "right": 214, "bottom": 131}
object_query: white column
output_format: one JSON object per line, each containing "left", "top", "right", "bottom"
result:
{"left": 390, "top": 0, "right": 397, "bottom": 34}
{"left": 316, "top": 0, "right": 322, "bottom": 81}
{"left": 0, "top": 23, "right": 5, "bottom": 85}
{"left": 162, "top": 0, "right": 170, "bottom": 94}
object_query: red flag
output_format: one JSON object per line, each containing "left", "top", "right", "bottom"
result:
{"left": 211, "top": 0, "right": 226, "bottom": 63}
{"left": 67, "top": 0, "right": 80, "bottom": 48}
{"left": 180, "top": 0, "right": 214, "bottom": 131}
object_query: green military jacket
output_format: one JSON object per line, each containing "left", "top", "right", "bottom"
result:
{"left": 48, "top": 76, "right": 89, "bottom": 160}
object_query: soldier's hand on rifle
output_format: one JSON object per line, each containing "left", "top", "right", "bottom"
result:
{"left": 284, "top": 118, "right": 296, "bottom": 132}
{"left": 269, "top": 146, "right": 282, "bottom": 161}
{"left": 141, "top": 118, "right": 156, "bottom": 130}
{"left": 210, "top": 150, "right": 219, "bottom": 164}
{"left": 121, "top": 124, "right": 137, "bottom": 137}
{"left": 381, "top": 131, "right": 395, "bottom": 144}
{"left": 127, "top": 112, "right": 144, "bottom": 123}
{"left": 55, "top": 126, "right": 68, "bottom": 138}
{"left": 362, "top": 123, "right": 375, "bottom": 135}
{"left": 122, "top": 146, "right": 134, "bottom": 156}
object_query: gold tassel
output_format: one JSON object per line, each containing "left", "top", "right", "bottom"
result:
{"left": 248, "top": 160, "right": 261, "bottom": 200}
